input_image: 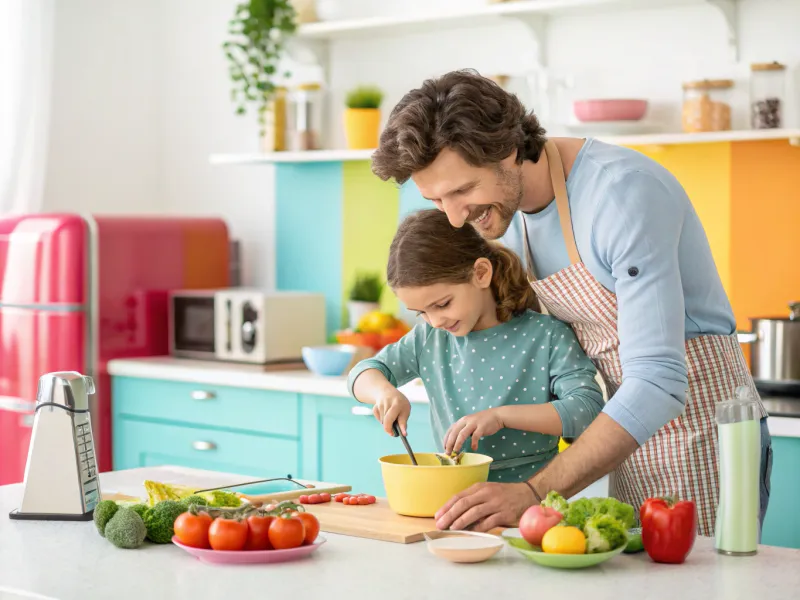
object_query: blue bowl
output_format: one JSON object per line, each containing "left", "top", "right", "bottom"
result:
{"left": 302, "top": 345, "right": 358, "bottom": 376}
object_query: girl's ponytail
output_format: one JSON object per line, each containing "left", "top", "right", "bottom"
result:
{"left": 489, "top": 244, "right": 540, "bottom": 321}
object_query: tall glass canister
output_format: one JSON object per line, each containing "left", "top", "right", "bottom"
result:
{"left": 750, "top": 62, "right": 786, "bottom": 129}
{"left": 715, "top": 386, "right": 761, "bottom": 556}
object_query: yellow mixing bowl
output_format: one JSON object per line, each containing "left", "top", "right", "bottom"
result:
{"left": 378, "top": 453, "right": 493, "bottom": 517}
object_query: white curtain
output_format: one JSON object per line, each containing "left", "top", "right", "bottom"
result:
{"left": 0, "top": 0, "right": 55, "bottom": 215}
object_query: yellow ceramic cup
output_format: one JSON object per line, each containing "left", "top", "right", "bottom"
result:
{"left": 379, "top": 453, "right": 493, "bottom": 517}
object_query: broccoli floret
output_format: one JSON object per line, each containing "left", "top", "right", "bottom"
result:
{"left": 591, "top": 498, "right": 636, "bottom": 529}
{"left": 179, "top": 495, "right": 209, "bottom": 510}
{"left": 105, "top": 507, "right": 147, "bottom": 549}
{"left": 583, "top": 514, "right": 628, "bottom": 554}
{"left": 540, "top": 491, "right": 569, "bottom": 515}
{"left": 563, "top": 498, "right": 595, "bottom": 529}
{"left": 93, "top": 500, "right": 119, "bottom": 537}
{"left": 144, "top": 500, "right": 186, "bottom": 544}
{"left": 129, "top": 504, "right": 149, "bottom": 520}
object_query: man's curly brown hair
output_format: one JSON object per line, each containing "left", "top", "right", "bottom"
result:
{"left": 371, "top": 69, "right": 547, "bottom": 185}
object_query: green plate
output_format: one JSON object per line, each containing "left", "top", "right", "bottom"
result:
{"left": 502, "top": 529, "right": 627, "bottom": 569}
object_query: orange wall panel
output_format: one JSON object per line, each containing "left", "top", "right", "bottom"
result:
{"left": 729, "top": 140, "right": 800, "bottom": 330}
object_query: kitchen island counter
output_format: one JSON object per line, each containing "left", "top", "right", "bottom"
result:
{"left": 1, "top": 467, "right": 798, "bottom": 600}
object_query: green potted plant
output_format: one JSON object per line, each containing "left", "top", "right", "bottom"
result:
{"left": 223, "top": 1, "right": 297, "bottom": 139}
{"left": 348, "top": 272, "right": 384, "bottom": 329}
{"left": 344, "top": 85, "right": 384, "bottom": 150}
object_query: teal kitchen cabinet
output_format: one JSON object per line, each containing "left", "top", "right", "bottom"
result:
{"left": 112, "top": 376, "right": 301, "bottom": 479}
{"left": 301, "top": 394, "right": 436, "bottom": 497}
{"left": 762, "top": 435, "right": 800, "bottom": 549}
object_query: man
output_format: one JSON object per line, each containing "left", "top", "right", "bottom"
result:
{"left": 370, "top": 69, "right": 771, "bottom": 537}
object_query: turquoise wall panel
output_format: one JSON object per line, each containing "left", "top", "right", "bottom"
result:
{"left": 275, "top": 163, "right": 344, "bottom": 336}
{"left": 398, "top": 181, "right": 430, "bottom": 221}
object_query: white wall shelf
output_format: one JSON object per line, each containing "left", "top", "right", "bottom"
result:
{"left": 210, "top": 128, "right": 800, "bottom": 165}
{"left": 294, "top": 0, "right": 740, "bottom": 64}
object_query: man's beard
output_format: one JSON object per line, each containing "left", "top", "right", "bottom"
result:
{"left": 470, "top": 166, "right": 523, "bottom": 240}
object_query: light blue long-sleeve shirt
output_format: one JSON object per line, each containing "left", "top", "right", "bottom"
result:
{"left": 500, "top": 138, "right": 736, "bottom": 445}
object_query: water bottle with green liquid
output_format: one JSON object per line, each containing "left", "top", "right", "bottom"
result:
{"left": 715, "top": 386, "right": 761, "bottom": 556}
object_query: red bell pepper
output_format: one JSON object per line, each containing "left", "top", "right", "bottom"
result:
{"left": 640, "top": 496, "right": 698, "bottom": 564}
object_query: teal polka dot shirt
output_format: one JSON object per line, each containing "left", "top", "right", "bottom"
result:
{"left": 348, "top": 310, "right": 605, "bottom": 482}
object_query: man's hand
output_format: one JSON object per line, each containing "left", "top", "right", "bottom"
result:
{"left": 443, "top": 409, "right": 504, "bottom": 454}
{"left": 434, "top": 482, "right": 536, "bottom": 532}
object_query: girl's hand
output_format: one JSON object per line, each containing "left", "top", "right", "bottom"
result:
{"left": 444, "top": 409, "right": 505, "bottom": 454}
{"left": 373, "top": 391, "right": 412, "bottom": 436}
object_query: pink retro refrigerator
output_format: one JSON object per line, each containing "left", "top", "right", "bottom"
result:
{"left": 0, "top": 214, "right": 230, "bottom": 484}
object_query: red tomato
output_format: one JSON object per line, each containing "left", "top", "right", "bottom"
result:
{"left": 174, "top": 511, "right": 212, "bottom": 549}
{"left": 335, "top": 494, "right": 349, "bottom": 503}
{"left": 299, "top": 495, "right": 310, "bottom": 504}
{"left": 295, "top": 512, "right": 321, "bottom": 544}
{"left": 319, "top": 493, "right": 331, "bottom": 503}
{"left": 268, "top": 515, "right": 306, "bottom": 550}
{"left": 366, "top": 495, "right": 376, "bottom": 504}
{"left": 308, "top": 494, "right": 322, "bottom": 504}
{"left": 245, "top": 515, "right": 274, "bottom": 550}
{"left": 357, "top": 496, "right": 370, "bottom": 505}
{"left": 208, "top": 517, "right": 248, "bottom": 551}
{"left": 519, "top": 505, "right": 563, "bottom": 546}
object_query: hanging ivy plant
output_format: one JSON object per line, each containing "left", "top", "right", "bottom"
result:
{"left": 223, "top": 0, "right": 297, "bottom": 134}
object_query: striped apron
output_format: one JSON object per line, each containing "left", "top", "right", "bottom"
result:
{"left": 521, "top": 140, "right": 768, "bottom": 536}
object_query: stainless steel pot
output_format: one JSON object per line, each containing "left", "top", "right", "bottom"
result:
{"left": 738, "top": 302, "right": 800, "bottom": 384}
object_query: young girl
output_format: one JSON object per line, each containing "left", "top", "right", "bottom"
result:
{"left": 348, "top": 209, "right": 604, "bottom": 483}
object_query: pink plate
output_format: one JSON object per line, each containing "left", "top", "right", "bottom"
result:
{"left": 172, "top": 535, "right": 326, "bottom": 565}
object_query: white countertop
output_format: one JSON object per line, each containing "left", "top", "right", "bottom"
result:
{"left": 1, "top": 466, "right": 798, "bottom": 600}
{"left": 107, "top": 356, "right": 430, "bottom": 403}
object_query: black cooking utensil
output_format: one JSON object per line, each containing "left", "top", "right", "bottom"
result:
{"left": 392, "top": 422, "right": 418, "bottom": 465}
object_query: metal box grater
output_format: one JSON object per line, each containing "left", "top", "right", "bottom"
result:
{"left": 9, "top": 372, "right": 102, "bottom": 521}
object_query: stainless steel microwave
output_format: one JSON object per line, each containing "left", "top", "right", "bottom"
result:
{"left": 168, "top": 288, "right": 326, "bottom": 364}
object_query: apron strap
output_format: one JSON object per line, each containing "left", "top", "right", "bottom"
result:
{"left": 544, "top": 140, "right": 582, "bottom": 266}
{"left": 520, "top": 140, "right": 582, "bottom": 282}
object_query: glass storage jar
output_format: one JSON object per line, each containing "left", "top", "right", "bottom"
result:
{"left": 286, "top": 83, "right": 325, "bottom": 151}
{"left": 682, "top": 79, "right": 734, "bottom": 133}
{"left": 750, "top": 62, "right": 786, "bottom": 129}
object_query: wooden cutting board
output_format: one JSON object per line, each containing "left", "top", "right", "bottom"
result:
{"left": 302, "top": 499, "right": 507, "bottom": 544}
{"left": 302, "top": 499, "right": 437, "bottom": 544}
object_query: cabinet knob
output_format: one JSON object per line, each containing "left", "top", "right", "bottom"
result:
{"left": 351, "top": 405, "right": 373, "bottom": 417}
{"left": 192, "top": 441, "right": 217, "bottom": 451}
{"left": 191, "top": 390, "right": 216, "bottom": 401}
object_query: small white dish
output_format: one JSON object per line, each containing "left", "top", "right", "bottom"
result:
{"left": 424, "top": 530, "right": 505, "bottom": 564}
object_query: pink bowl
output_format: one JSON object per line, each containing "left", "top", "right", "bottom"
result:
{"left": 573, "top": 99, "right": 648, "bottom": 122}
{"left": 172, "top": 535, "right": 326, "bottom": 565}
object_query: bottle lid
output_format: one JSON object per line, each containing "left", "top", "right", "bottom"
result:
{"left": 716, "top": 386, "right": 761, "bottom": 425}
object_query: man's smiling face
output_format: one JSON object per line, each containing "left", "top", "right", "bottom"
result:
{"left": 411, "top": 147, "right": 523, "bottom": 240}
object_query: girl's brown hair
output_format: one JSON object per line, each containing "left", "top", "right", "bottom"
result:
{"left": 387, "top": 209, "right": 539, "bottom": 322}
